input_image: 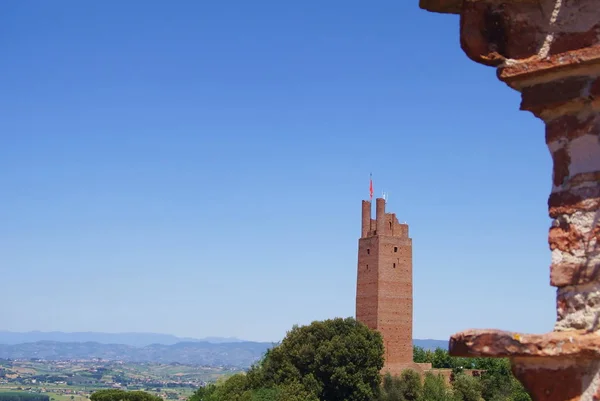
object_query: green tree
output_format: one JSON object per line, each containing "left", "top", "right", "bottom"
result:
{"left": 274, "top": 381, "right": 319, "bottom": 401}
{"left": 413, "top": 346, "right": 428, "bottom": 364}
{"left": 188, "top": 318, "right": 382, "bottom": 401}
{"left": 412, "top": 347, "right": 531, "bottom": 401}
{"left": 509, "top": 381, "right": 532, "bottom": 401}
{"left": 422, "top": 372, "right": 451, "bottom": 401}
{"left": 90, "top": 390, "right": 162, "bottom": 401}
{"left": 398, "top": 370, "right": 422, "bottom": 401}
{"left": 0, "top": 393, "right": 50, "bottom": 401}
{"left": 188, "top": 385, "right": 216, "bottom": 401}
{"left": 247, "top": 317, "right": 384, "bottom": 401}
{"left": 239, "top": 381, "right": 319, "bottom": 401}
{"left": 242, "top": 387, "right": 279, "bottom": 401}
{"left": 451, "top": 373, "right": 482, "bottom": 401}
{"left": 473, "top": 358, "right": 531, "bottom": 401}
{"left": 379, "top": 373, "right": 404, "bottom": 401}
{"left": 188, "top": 374, "right": 250, "bottom": 401}
{"left": 378, "top": 370, "right": 423, "bottom": 401}
{"left": 431, "top": 348, "right": 452, "bottom": 369}
{"left": 451, "top": 357, "right": 475, "bottom": 373}
{"left": 212, "top": 374, "right": 249, "bottom": 401}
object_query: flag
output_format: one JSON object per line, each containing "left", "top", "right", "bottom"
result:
{"left": 369, "top": 174, "right": 373, "bottom": 200}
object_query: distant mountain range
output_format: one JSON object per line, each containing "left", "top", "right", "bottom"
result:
{"left": 0, "top": 331, "right": 244, "bottom": 347}
{"left": 0, "top": 332, "right": 447, "bottom": 368}
{"left": 0, "top": 341, "right": 272, "bottom": 368}
{"left": 413, "top": 339, "right": 448, "bottom": 351}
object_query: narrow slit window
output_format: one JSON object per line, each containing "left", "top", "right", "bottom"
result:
{"left": 393, "top": 263, "right": 396, "bottom": 268}
{"left": 367, "top": 249, "right": 370, "bottom": 255}
{"left": 394, "top": 246, "right": 398, "bottom": 253}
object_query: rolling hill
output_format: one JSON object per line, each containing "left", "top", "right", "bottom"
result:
{"left": 0, "top": 331, "right": 243, "bottom": 347}
{"left": 0, "top": 332, "right": 447, "bottom": 368}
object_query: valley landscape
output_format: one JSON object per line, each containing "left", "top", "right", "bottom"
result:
{"left": 0, "top": 358, "right": 231, "bottom": 401}
{"left": 0, "top": 331, "right": 447, "bottom": 401}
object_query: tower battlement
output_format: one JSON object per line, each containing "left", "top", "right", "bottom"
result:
{"left": 361, "top": 198, "right": 409, "bottom": 239}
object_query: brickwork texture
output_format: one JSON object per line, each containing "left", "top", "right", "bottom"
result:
{"left": 356, "top": 198, "right": 415, "bottom": 376}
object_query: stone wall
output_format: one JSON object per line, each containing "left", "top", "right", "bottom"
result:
{"left": 419, "top": 0, "right": 600, "bottom": 399}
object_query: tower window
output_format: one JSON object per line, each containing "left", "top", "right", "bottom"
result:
{"left": 367, "top": 249, "right": 370, "bottom": 255}
{"left": 394, "top": 247, "right": 398, "bottom": 253}
{"left": 393, "top": 263, "right": 396, "bottom": 268}
{"left": 389, "top": 222, "right": 392, "bottom": 230}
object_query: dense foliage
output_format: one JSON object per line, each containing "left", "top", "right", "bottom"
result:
{"left": 187, "top": 318, "right": 532, "bottom": 401}
{"left": 377, "top": 367, "right": 530, "bottom": 401}
{"left": 0, "top": 393, "right": 49, "bottom": 401}
{"left": 90, "top": 389, "right": 162, "bottom": 401}
{"left": 376, "top": 347, "right": 531, "bottom": 401}
{"left": 188, "top": 317, "right": 384, "bottom": 401}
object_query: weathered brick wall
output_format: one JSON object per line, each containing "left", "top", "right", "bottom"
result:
{"left": 378, "top": 235, "right": 413, "bottom": 367}
{"left": 356, "top": 198, "right": 413, "bottom": 375}
{"left": 356, "top": 235, "right": 379, "bottom": 330}
{"left": 419, "top": 1, "right": 600, "bottom": 399}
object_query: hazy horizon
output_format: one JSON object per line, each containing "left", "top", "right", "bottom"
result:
{"left": 0, "top": 329, "right": 242, "bottom": 339}
{"left": 0, "top": 329, "right": 448, "bottom": 345}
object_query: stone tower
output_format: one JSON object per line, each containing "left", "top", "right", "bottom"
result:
{"left": 356, "top": 198, "right": 414, "bottom": 376}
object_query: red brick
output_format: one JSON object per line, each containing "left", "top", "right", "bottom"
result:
{"left": 520, "top": 76, "right": 597, "bottom": 118}
{"left": 567, "top": 172, "right": 600, "bottom": 189}
{"left": 549, "top": 222, "right": 584, "bottom": 253}
{"left": 450, "top": 329, "right": 600, "bottom": 359}
{"left": 459, "top": 2, "right": 544, "bottom": 66}
{"left": 546, "top": 114, "right": 600, "bottom": 144}
{"left": 499, "top": 46, "right": 600, "bottom": 88}
{"left": 513, "top": 361, "right": 593, "bottom": 401}
{"left": 551, "top": 147, "right": 571, "bottom": 187}
{"left": 419, "top": 0, "right": 461, "bottom": 14}
{"left": 551, "top": 262, "right": 600, "bottom": 287}
{"left": 549, "top": 23, "right": 600, "bottom": 57}
{"left": 549, "top": 183, "right": 600, "bottom": 218}
{"left": 356, "top": 199, "right": 413, "bottom": 375}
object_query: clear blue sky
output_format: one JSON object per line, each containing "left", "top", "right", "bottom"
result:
{"left": 1, "top": 0, "right": 555, "bottom": 343}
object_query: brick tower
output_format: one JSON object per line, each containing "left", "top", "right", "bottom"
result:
{"left": 356, "top": 198, "right": 416, "bottom": 376}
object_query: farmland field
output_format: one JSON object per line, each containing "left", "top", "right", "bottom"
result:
{"left": 0, "top": 359, "right": 241, "bottom": 401}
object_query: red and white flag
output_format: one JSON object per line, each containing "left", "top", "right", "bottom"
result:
{"left": 369, "top": 174, "right": 373, "bottom": 200}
